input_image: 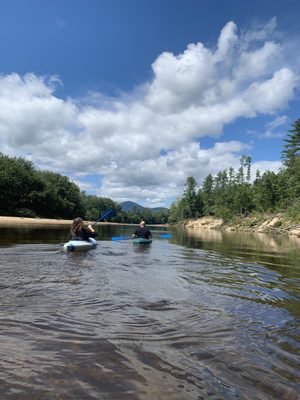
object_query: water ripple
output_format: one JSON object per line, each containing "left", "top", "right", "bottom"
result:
{"left": 0, "top": 239, "right": 299, "bottom": 399}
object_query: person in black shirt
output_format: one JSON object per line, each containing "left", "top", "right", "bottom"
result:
{"left": 132, "top": 221, "right": 152, "bottom": 239}
{"left": 69, "top": 217, "right": 97, "bottom": 241}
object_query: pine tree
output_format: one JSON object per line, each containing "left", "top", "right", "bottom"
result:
{"left": 202, "top": 174, "right": 215, "bottom": 215}
{"left": 183, "top": 177, "right": 198, "bottom": 218}
{"left": 282, "top": 119, "right": 300, "bottom": 172}
{"left": 281, "top": 119, "right": 300, "bottom": 206}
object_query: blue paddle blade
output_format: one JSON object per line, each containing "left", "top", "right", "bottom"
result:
{"left": 159, "top": 233, "right": 172, "bottom": 239}
{"left": 111, "top": 236, "right": 132, "bottom": 241}
{"left": 112, "top": 234, "right": 172, "bottom": 240}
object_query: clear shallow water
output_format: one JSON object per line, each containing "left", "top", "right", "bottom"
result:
{"left": 0, "top": 225, "right": 299, "bottom": 399}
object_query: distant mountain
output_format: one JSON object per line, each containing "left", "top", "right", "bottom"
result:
{"left": 120, "top": 201, "right": 144, "bottom": 212}
{"left": 120, "top": 201, "right": 169, "bottom": 214}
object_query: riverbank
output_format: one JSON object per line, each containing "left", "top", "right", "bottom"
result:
{"left": 183, "top": 213, "right": 300, "bottom": 238}
{"left": 0, "top": 216, "right": 167, "bottom": 228}
{"left": 0, "top": 216, "right": 122, "bottom": 227}
{"left": 0, "top": 216, "right": 73, "bottom": 226}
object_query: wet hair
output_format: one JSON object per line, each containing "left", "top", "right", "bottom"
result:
{"left": 71, "top": 217, "right": 84, "bottom": 236}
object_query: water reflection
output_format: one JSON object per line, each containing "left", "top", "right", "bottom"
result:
{"left": 0, "top": 224, "right": 299, "bottom": 399}
{"left": 176, "top": 227, "right": 300, "bottom": 270}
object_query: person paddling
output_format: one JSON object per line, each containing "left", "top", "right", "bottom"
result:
{"left": 132, "top": 220, "right": 152, "bottom": 240}
{"left": 69, "top": 217, "right": 97, "bottom": 241}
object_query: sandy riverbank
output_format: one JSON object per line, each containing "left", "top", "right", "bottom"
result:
{"left": 0, "top": 216, "right": 123, "bottom": 227}
{"left": 0, "top": 216, "right": 167, "bottom": 228}
{"left": 183, "top": 214, "right": 300, "bottom": 238}
{"left": 0, "top": 216, "right": 74, "bottom": 226}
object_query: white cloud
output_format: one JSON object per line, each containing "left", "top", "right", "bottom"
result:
{"left": 243, "top": 68, "right": 298, "bottom": 114}
{"left": 252, "top": 160, "right": 282, "bottom": 176}
{"left": 234, "top": 41, "right": 281, "bottom": 82}
{"left": 241, "top": 17, "right": 277, "bottom": 44}
{"left": 0, "top": 73, "right": 75, "bottom": 149}
{"left": 215, "top": 21, "right": 238, "bottom": 61}
{"left": 0, "top": 19, "right": 299, "bottom": 207}
{"left": 259, "top": 115, "right": 289, "bottom": 138}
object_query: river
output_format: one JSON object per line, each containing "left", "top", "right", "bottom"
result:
{"left": 0, "top": 224, "right": 299, "bottom": 399}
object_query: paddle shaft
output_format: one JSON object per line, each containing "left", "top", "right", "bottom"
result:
{"left": 111, "top": 233, "right": 172, "bottom": 241}
{"left": 91, "top": 208, "right": 116, "bottom": 227}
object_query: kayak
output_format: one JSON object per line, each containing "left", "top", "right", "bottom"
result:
{"left": 133, "top": 238, "right": 152, "bottom": 245}
{"left": 63, "top": 238, "right": 97, "bottom": 252}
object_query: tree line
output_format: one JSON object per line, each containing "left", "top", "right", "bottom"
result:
{"left": 2, "top": 119, "right": 299, "bottom": 225}
{"left": 0, "top": 153, "right": 169, "bottom": 224}
{"left": 169, "top": 119, "right": 300, "bottom": 223}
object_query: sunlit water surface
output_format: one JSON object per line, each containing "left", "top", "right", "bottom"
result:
{"left": 0, "top": 224, "right": 299, "bottom": 399}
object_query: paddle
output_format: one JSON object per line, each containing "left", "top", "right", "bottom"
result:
{"left": 159, "top": 233, "right": 172, "bottom": 239}
{"left": 111, "top": 233, "right": 172, "bottom": 241}
{"left": 92, "top": 207, "right": 116, "bottom": 227}
{"left": 111, "top": 236, "right": 132, "bottom": 241}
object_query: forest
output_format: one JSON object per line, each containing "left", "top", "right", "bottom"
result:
{"left": 168, "top": 119, "right": 300, "bottom": 224}
{"left": 1, "top": 119, "right": 299, "bottom": 226}
{"left": 0, "top": 154, "right": 168, "bottom": 224}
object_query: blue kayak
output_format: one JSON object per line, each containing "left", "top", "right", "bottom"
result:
{"left": 63, "top": 238, "right": 97, "bottom": 252}
{"left": 133, "top": 238, "right": 152, "bottom": 245}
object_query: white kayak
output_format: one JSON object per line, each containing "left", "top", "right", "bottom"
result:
{"left": 63, "top": 238, "right": 97, "bottom": 252}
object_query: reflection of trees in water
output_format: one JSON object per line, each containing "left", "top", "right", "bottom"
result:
{"left": 0, "top": 225, "right": 70, "bottom": 244}
{"left": 173, "top": 227, "right": 300, "bottom": 271}
{"left": 185, "top": 227, "right": 223, "bottom": 242}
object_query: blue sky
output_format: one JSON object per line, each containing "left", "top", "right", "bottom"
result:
{"left": 1, "top": 0, "right": 299, "bottom": 207}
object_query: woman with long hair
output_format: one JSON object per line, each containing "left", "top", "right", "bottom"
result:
{"left": 69, "top": 217, "right": 97, "bottom": 241}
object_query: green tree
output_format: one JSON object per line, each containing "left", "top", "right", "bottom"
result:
{"left": 0, "top": 154, "right": 42, "bottom": 216}
{"left": 282, "top": 119, "right": 300, "bottom": 172}
{"left": 168, "top": 198, "right": 186, "bottom": 223}
{"left": 34, "top": 171, "right": 84, "bottom": 219}
{"left": 281, "top": 119, "right": 300, "bottom": 207}
{"left": 201, "top": 174, "right": 215, "bottom": 215}
{"left": 183, "top": 176, "right": 198, "bottom": 218}
{"left": 253, "top": 171, "right": 280, "bottom": 212}
{"left": 82, "top": 194, "right": 118, "bottom": 221}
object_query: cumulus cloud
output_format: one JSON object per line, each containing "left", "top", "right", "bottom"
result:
{"left": 252, "top": 160, "right": 282, "bottom": 176}
{"left": 0, "top": 19, "right": 299, "bottom": 207}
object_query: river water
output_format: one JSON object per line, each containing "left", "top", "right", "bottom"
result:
{"left": 0, "top": 224, "right": 299, "bottom": 400}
